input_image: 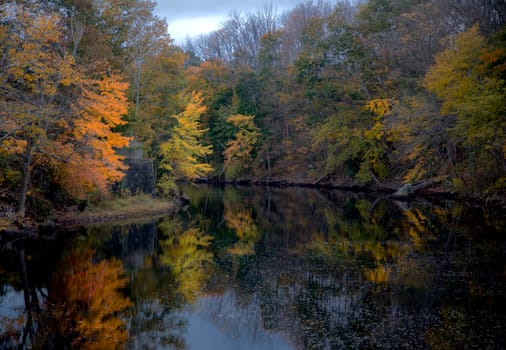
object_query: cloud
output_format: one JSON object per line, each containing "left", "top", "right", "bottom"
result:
{"left": 168, "top": 16, "right": 225, "bottom": 43}
{"left": 155, "top": 0, "right": 303, "bottom": 43}
{"left": 156, "top": 0, "right": 301, "bottom": 22}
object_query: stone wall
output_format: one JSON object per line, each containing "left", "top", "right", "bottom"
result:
{"left": 116, "top": 141, "right": 155, "bottom": 195}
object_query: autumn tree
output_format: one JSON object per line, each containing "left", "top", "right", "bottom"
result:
{"left": 223, "top": 114, "right": 261, "bottom": 179}
{"left": 425, "top": 25, "right": 506, "bottom": 193}
{"left": 0, "top": 6, "right": 68, "bottom": 213}
{"left": 0, "top": 3, "right": 130, "bottom": 214}
{"left": 56, "top": 70, "right": 131, "bottom": 198}
{"left": 356, "top": 98, "right": 395, "bottom": 183}
{"left": 59, "top": 0, "right": 173, "bottom": 153}
{"left": 129, "top": 44, "right": 187, "bottom": 154}
{"left": 158, "top": 93, "right": 213, "bottom": 194}
{"left": 185, "top": 59, "right": 237, "bottom": 168}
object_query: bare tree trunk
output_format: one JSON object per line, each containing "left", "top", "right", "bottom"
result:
{"left": 267, "top": 150, "right": 272, "bottom": 180}
{"left": 70, "top": 15, "right": 84, "bottom": 57}
{"left": 135, "top": 57, "right": 142, "bottom": 122}
{"left": 284, "top": 116, "right": 289, "bottom": 139}
{"left": 18, "top": 140, "right": 33, "bottom": 216}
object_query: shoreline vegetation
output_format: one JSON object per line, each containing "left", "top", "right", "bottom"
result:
{"left": 54, "top": 195, "right": 178, "bottom": 226}
{"left": 0, "top": 195, "right": 178, "bottom": 240}
{"left": 1, "top": 179, "right": 505, "bottom": 241}
{"left": 197, "top": 178, "right": 506, "bottom": 206}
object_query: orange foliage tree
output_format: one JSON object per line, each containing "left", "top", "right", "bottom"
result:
{"left": 0, "top": 3, "right": 130, "bottom": 212}
{"left": 55, "top": 72, "right": 131, "bottom": 198}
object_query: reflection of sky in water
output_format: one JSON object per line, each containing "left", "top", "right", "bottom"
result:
{"left": 185, "top": 291, "right": 295, "bottom": 350}
{"left": 0, "top": 286, "right": 24, "bottom": 319}
{"left": 0, "top": 286, "right": 39, "bottom": 347}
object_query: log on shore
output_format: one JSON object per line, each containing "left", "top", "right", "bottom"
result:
{"left": 390, "top": 180, "right": 435, "bottom": 200}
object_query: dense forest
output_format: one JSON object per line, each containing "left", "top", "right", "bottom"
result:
{"left": 1, "top": 0, "right": 506, "bottom": 219}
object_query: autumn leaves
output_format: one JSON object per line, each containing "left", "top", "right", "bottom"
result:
{"left": 157, "top": 93, "right": 261, "bottom": 193}
{"left": 0, "top": 5, "right": 132, "bottom": 213}
{"left": 0, "top": 2, "right": 254, "bottom": 213}
{"left": 424, "top": 25, "right": 506, "bottom": 193}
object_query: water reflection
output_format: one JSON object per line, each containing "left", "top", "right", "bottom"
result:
{"left": 184, "top": 291, "right": 293, "bottom": 350}
{"left": 180, "top": 184, "right": 506, "bottom": 349}
{"left": 1, "top": 184, "right": 505, "bottom": 349}
{"left": 223, "top": 195, "right": 261, "bottom": 256}
{"left": 0, "top": 238, "right": 130, "bottom": 349}
{"left": 48, "top": 247, "right": 131, "bottom": 349}
{"left": 158, "top": 220, "right": 213, "bottom": 302}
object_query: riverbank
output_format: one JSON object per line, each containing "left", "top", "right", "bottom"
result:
{"left": 54, "top": 195, "right": 178, "bottom": 226}
{"left": 196, "top": 178, "right": 506, "bottom": 210}
{"left": 0, "top": 195, "right": 178, "bottom": 241}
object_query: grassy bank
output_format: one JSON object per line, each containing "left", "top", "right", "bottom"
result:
{"left": 55, "top": 195, "right": 178, "bottom": 226}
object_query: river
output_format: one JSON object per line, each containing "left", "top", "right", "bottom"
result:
{"left": 1, "top": 184, "right": 505, "bottom": 349}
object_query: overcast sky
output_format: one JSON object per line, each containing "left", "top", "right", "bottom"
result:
{"left": 154, "top": 0, "right": 303, "bottom": 43}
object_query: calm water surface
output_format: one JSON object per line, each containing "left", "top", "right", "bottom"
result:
{"left": 1, "top": 184, "right": 505, "bottom": 349}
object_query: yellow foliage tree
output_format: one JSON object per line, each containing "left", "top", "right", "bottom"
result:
{"left": 0, "top": 7, "right": 74, "bottom": 212}
{"left": 223, "top": 114, "right": 260, "bottom": 179}
{"left": 357, "top": 98, "right": 395, "bottom": 183}
{"left": 425, "top": 25, "right": 506, "bottom": 192}
{"left": 158, "top": 92, "right": 213, "bottom": 193}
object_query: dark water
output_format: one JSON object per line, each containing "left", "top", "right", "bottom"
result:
{"left": 1, "top": 184, "right": 505, "bottom": 349}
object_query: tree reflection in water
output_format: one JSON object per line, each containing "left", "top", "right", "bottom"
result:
{"left": 0, "top": 238, "right": 131, "bottom": 349}
{"left": 1, "top": 185, "right": 505, "bottom": 349}
{"left": 104, "top": 218, "right": 214, "bottom": 350}
{"left": 45, "top": 247, "right": 131, "bottom": 349}
{"left": 223, "top": 193, "right": 261, "bottom": 256}
{"left": 158, "top": 219, "right": 214, "bottom": 303}
{"left": 179, "top": 184, "right": 506, "bottom": 349}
